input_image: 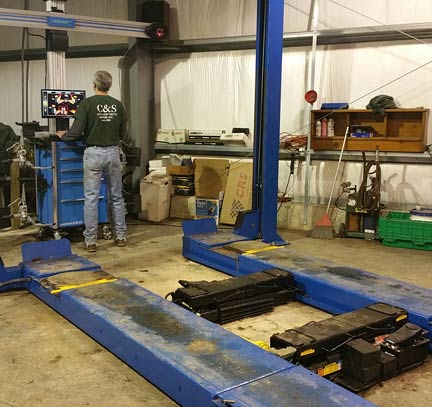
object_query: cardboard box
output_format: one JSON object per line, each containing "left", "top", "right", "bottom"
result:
{"left": 149, "top": 166, "right": 167, "bottom": 176}
{"left": 167, "top": 164, "right": 194, "bottom": 176}
{"left": 170, "top": 195, "right": 195, "bottom": 219}
{"left": 220, "top": 162, "right": 253, "bottom": 225}
{"left": 149, "top": 158, "right": 170, "bottom": 169}
{"left": 138, "top": 174, "right": 172, "bottom": 222}
{"left": 195, "top": 198, "right": 220, "bottom": 225}
{"left": 194, "top": 158, "right": 229, "bottom": 199}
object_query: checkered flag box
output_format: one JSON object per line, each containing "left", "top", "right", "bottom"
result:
{"left": 220, "top": 162, "right": 253, "bottom": 225}
{"left": 229, "top": 199, "right": 245, "bottom": 218}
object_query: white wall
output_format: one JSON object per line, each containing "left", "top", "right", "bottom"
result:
{"left": 155, "top": 0, "right": 432, "bottom": 207}
{"left": 0, "top": 57, "right": 121, "bottom": 134}
{"left": 169, "top": 0, "right": 432, "bottom": 39}
{"left": 155, "top": 42, "right": 432, "bottom": 143}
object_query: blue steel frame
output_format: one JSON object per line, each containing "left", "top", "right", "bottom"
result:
{"left": 233, "top": 0, "right": 285, "bottom": 245}
{"left": 0, "top": 239, "right": 376, "bottom": 407}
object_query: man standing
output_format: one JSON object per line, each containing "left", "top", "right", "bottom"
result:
{"left": 57, "top": 71, "right": 127, "bottom": 252}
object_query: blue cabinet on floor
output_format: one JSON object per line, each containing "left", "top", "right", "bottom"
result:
{"left": 35, "top": 141, "right": 109, "bottom": 230}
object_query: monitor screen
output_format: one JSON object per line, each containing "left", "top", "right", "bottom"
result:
{"left": 41, "top": 89, "right": 86, "bottom": 118}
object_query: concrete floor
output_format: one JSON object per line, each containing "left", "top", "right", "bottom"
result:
{"left": 0, "top": 222, "right": 431, "bottom": 407}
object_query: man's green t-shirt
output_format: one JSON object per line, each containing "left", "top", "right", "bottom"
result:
{"left": 70, "top": 95, "right": 128, "bottom": 146}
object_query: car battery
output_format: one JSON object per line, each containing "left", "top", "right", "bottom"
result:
{"left": 380, "top": 352, "right": 397, "bottom": 380}
{"left": 381, "top": 323, "right": 429, "bottom": 371}
{"left": 341, "top": 338, "right": 381, "bottom": 387}
{"left": 342, "top": 360, "right": 381, "bottom": 386}
{"left": 270, "top": 303, "right": 407, "bottom": 365}
{"left": 344, "top": 338, "right": 380, "bottom": 367}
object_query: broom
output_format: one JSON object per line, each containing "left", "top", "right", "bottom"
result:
{"left": 309, "top": 125, "right": 350, "bottom": 239}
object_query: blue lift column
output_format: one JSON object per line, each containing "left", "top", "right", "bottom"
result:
{"left": 182, "top": 0, "right": 287, "bottom": 271}
{"left": 233, "top": 0, "right": 285, "bottom": 245}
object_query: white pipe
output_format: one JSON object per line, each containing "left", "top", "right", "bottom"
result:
{"left": 303, "top": 0, "right": 319, "bottom": 225}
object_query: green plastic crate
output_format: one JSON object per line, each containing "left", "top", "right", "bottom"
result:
{"left": 378, "top": 211, "right": 432, "bottom": 251}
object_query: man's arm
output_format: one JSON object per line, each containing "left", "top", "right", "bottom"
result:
{"left": 57, "top": 116, "right": 86, "bottom": 140}
{"left": 57, "top": 99, "right": 87, "bottom": 140}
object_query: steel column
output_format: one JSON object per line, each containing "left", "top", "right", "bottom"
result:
{"left": 237, "top": 0, "right": 285, "bottom": 244}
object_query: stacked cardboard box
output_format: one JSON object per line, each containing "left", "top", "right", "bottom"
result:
{"left": 193, "top": 158, "right": 229, "bottom": 225}
{"left": 168, "top": 164, "right": 195, "bottom": 219}
{"left": 220, "top": 162, "right": 253, "bottom": 225}
{"left": 138, "top": 174, "right": 172, "bottom": 222}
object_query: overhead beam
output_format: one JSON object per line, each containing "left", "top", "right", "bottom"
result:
{"left": 0, "top": 43, "right": 129, "bottom": 62}
{"left": 2, "top": 22, "right": 431, "bottom": 62}
{"left": 0, "top": 7, "right": 151, "bottom": 38}
{"left": 153, "top": 23, "right": 432, "bottom": 54}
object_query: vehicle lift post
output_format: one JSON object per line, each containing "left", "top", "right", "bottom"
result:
{"left": 233, "top": 0, "right": 285, "bottom": 245}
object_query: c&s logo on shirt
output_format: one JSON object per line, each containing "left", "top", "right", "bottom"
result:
{"left": 97, "top": 104, "right": 117, "bottom": 113}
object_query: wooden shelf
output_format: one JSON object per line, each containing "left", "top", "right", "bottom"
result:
{"left": 311, "top": 108, "right": 429, "bottom": 152}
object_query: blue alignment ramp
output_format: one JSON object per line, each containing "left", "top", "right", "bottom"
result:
{"left": 21, "top": 239, "right": 100, "bottom": 278}
{"left": 182, "top": 230, "right": 432, "bottom": 349}
{"left": 237, "top": 247, "right": 432, "bottom": 347}
{"left": 13, "top": 240, "right": 376, "bottom": 407}
{"left": 0, "top": 259, "right": 23, "bottom": 292}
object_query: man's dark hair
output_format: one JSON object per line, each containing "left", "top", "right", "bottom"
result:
{"left": 94, "top": 70, "right": 112, "bottom": 92}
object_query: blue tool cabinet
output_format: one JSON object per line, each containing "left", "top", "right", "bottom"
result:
{"left": 35, "top": 141, "right": 109, "bottom": 238}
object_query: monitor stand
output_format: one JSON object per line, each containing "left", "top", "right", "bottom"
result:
{"left": 56, "top": 118, "right": 69, "bottom": 131}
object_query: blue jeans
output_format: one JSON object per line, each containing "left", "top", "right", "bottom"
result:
{"left": 83, "top": 146, "right": 126, "bottom": 245}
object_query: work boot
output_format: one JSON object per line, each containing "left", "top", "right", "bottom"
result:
{"left": 115, "top": 239, "right": 126, "bottom": 247}
{"left": 83, "top": 242, "right": 97, "bottom": 252}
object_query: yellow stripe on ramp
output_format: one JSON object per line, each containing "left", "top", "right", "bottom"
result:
{"left": 50, "top": 278, "right": 117, "bottom": 294}
{"left": 244, "top": 246, "right": 283, "bottom": 254}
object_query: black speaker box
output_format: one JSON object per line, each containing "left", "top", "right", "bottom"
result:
{"left": 46, "top": 29, "right": 68, "bottom": 52}
{"left": 139, "top": 1, "right": 170, "bottom": 25}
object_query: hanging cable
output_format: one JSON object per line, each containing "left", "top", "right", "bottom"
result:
{"left": 328, "top": 0, "right": 432, "bottom": 48}
{"left": 24, "top": 28, "right": 47, "bottom": 94}
{"left": 286, "top": 57, "right": 432, "bottom": 138}
{"left": 277, "top": 155, "right": 296, "bottom": 213}
{"left": 283, "top": 0, "right": 432, "bottom": 137}
{"left": 0, "top": 278, "right": 31, "bottom": 288}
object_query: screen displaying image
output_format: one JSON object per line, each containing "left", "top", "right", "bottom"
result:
{"left": 41, "top": 89, "right": 86, "bottom": 118}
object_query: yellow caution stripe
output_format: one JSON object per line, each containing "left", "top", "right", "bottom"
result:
{"left": 316, "top": 361, "right": 342, "bottom": 377}
{"left": 300, "top": 348, "right": 315, "bottom": 357}
{"left": 244, "top": 246, "right": 283, "bottom": 255}
{"left": 50, "top": 278, "right": 117, "bottom": 294}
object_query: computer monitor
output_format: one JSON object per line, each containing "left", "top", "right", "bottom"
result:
{"left": 41, "top": 89, "right": 86, "bottom": 118}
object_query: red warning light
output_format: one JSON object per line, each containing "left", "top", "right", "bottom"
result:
{"left": 156, "top": 27, "right": 165, "bottom": 38}
{"left": 145, "top": 23, "right": 168, "bottom": 41}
